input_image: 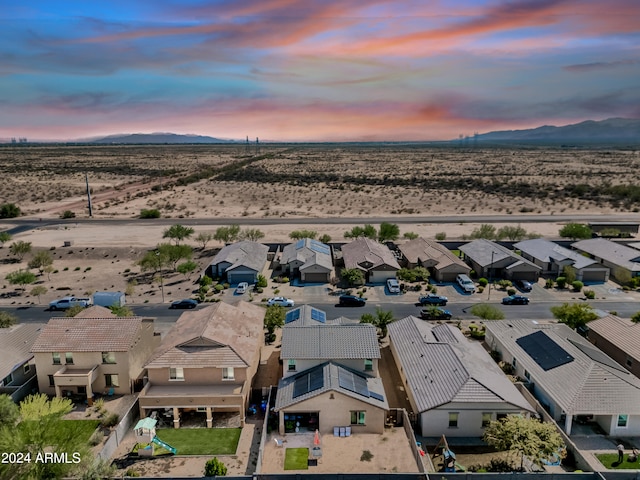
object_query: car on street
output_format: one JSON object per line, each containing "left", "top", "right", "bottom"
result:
{"left": 49, "top": 296, "right": 90, "bottom": 311}
{"left": 418, "top": 294, "right": 448, "bottom": 306}
{"left": 338, "top": 295, "right": 366, "bottom": 307}
{"left": 514, "top": 279, "right": 533, "bottom": 292}
{"left": 267, "top": 297, "right": 295, "bottom": 307}
{"left": 235, "top": 282, "right": 249, "bottom": 294}
{"left": 387, "top": 278, "right": 401, "bottom": 293}
{"left": 502, "top": 295, "right": 530, "bottom": 305}
{"left": 419, "top": 307, "right": 453, "bottom": 320}
{"left": 170, "top": 298, "right": 199, "bottom": 309}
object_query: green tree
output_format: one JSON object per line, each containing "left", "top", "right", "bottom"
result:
{"left": 360, "top": 307, "right": 394, "bottom": 338}
{"left": 550, "top": 302, "right": 598, "bottom": 329}
{"left": 631, "top": 311, "right": 640, "bottom": 323}
{"left": 9, "top": 240, "right": 32, "bottom": 261}
{"left": 139, "top": 208, "right": 161, "bottom": 218}
{"left": 483, "top": 415, "right": 565, "bottom": 470}
{"left": 214, "top": 225, "right": 241, "bottom": 244}
{"left": 435, "top": 232, "right": 447, "bottom": 241}
{"left": 497, "top": 225, "right": 527, "bottom": 241}
{"left": 289, "top": 230, "right": 318, "bottom": 240}
{"left": 0, "top": 311, "right": 17, "bottom": 328}
{"left": 64, "top": 305, "right": 86, "bottom": 317}
{"left": 0, "top": 203, "right": 21, "bottom": 218}
{"left": 157, "top": 243, "right": 193, "bottom": 271}
{"left": 469, "top": 303, "right": 505, "bottom": 320}
{"left": 204, "top": 457, "right": 228, "bottom": 477}
{"left": 28, "top": 250, "right": 54, "bottom": 275}
{"left": 344, "top": 224, "right": 377, "bottom": 239}
{"left": 341, "top": 268, "right": 365, "bottom": 286}
{"left": 0, "top": 394, "right": 19, "bottom": 427}
{"left": 378, "top": 222, "right": 400, "bottom": 242}
{"left": 0, "top": 231, "right": 11, "bottom": 247}
{"left": 30, "top": 285, "right": 47, "bottom": 303}
{"left": 163, "top": 224, "right": 195, "bottom": 245}
{"left": 562, "top": 265, "right": 577, "bottom": 284}
{"left": 264, "top": 305, "right": 285, "bottom": 343}
{"left": 177, "top": 260, "right": 198, "bottom": 279}
{"left": 5, "top": 269, "right": 37, "bottom": 291}
{"left": 318, "top": 234, "right": 331, "bottom": 244}
{"left": 599, "top": 228, "right": 621, "bottom": 238}
{"left": 470, "top": 224, "right": 497, "bottom": 240}
{"left": 240, "top": 228, "right": 265, "bottom": 241}
{"left": 137, "top": 249, "right": 168, "bottom": 274}
{"left": 195, "top": 232, "right": 214, "bottom": 250}
{"left": 109, "top": 305, "right": 134, "bottom": 317}
{"left": 403, "top": 232, "right": 419, "bottom": 240}
{"left": 559, "top": 223, "right": 592, "bottom": 240}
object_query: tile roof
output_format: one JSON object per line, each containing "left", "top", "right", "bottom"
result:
{"left": 399, "top": 238, "right": 470, "bottom": 272}
{"left": 514, "top": 238, "right": 600, "bottom": 270}
{"left": 280, "top": 239, "right": 333, "bottom": 272}
{"left": 0, "top": 323, "right": 45, "bottom": 380}
{"left": 486, "top": 319, "right": 640, "bottom": 415}
{"left": 209, "top": 241, "right": 269, "bottom": 273}
{"left": 145, "top": 301, "right": 264, "bottom": 369}
{"left": 587, "top": 315, "right": 640, "bottom": 361}
{"left": 281, "top": 322, "right": 380, "bottom": 360}
{"left": 460, "top": 239, "right": 541, "bottom": 271}
{"left": 342, "top": 238, "right": 400, "bottom": 271}
{"left": 388, "top": 316, "right": 533, "bottom": 414}
{"left": 572, "top": 238, "right": 640, "bottom": 272}
{"left": 31, "top": 316, "right": 148, "bottom": 352}
{"left": 275, "top": 361, "right": 388, "bottom": 411}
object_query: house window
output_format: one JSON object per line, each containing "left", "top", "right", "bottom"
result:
{"left": 1, "top": 374, "right": 12, "bottom": 387}
{"left": 350, "top": 411, "right": 366, "bottom": 425}
{"left": 23, "top": 363, "right": 31, "bottom": 374}
{"left": 223, "top": 367, "right": 235, "bottom": 380}
{"left": 482, "top": 413, "right": 492, "bottom": 428}
{"left": 48, "top": 375, "right": 55, "bottom": 387}
{"left": 288, "top": 360, "right": 296, "bottom": 372}
{"left": 524, "top": 370, "right": 530, "bottom": 380}
{"left": 105, "top": 374, "right": 119, "bottom": 388}
{"left": 65, "top": 352, "right": 74, "bottom": 365}
{"left": 448, "top": 412, "right": 459, "bottom": 428}
{"left": 52, "top": 352, "right": 61, "bottom": 365}
{"left": 102, "top": 352, "right": 117, "bottom": 364}
{"left": 617, "top": 415, "right": 628, "bottom": 428}
{"left": 169, "top": 368, "right": 184, "bottom": 381}
{"left": 511, "top": 357, "right": 517, "bottom": 369}
{"left": 364, "top": 359, "right": 373, "bottom": 371}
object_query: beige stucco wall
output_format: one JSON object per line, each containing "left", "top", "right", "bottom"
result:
{"left": 128, "top": 320, "right": 161, "bottom": 386}
{"left": 147, "top": 365, "right": 249, "bottom": 386}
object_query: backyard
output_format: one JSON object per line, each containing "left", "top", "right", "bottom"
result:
{"left": 596, "top": 453, "right": 640, "bottom": 470}
{"left": 151, "top": 428, "right": 241, "bottom": 456}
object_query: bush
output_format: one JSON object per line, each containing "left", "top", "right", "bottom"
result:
{"left": 140, "top": 209, "right": 161, "bottom": 219}
{"left": 214, "top": 284, "right": 224, "bottom": 292}
{"left": 435, "top": 232, "right": 447, "bottom": 241}
{"left": 478, "top": 277, "right": 488, "bottom": 287}
{"left": 200, "top": 275, "right": 213, "bottom": 287}
{"left": 545, "top": 278, "right": 555, "bottom": 288}
{"left": 204, "top": 457, "right": 228, "bottom": 476}
{"left": 556, "top": 276, "right": 567, "bottom": 289}
{"left": 89, "top": 430, "right": 104, "bottom": 446}
{"left": 572, "top": 280, "right": 584, "bottom": 292}
{"left": 506, "top": 288, "right": 516, "bottom": 296}
{"left": 584, "top": 289, "right": 595, "bottom": 299}
{"left": 0, "top": 203, "right": 21, "bottom": 218}
{"left": 477, "top": 286, "right": 484, "bottom": 293}
{"left": 256, "top": 274, "right": 268, "bottom": 288}
{"left": 60, "top": 210, "right": 76, "bottom": 219}
{"left": 101, "top": 413, "right": 120, "bottom": 428}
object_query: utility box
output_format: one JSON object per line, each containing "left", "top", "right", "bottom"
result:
{"left": 93, "top": 291, "right": 126, "bottom": 308}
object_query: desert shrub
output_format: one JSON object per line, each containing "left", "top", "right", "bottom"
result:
{"left": 572, "top": 280, "right": 584, "bottom": 292}
{"left": 477, "top": 286, "right": 484, "bottom": 293}
{"left": 0, "top": 203, "right": 21, "bottom": 218}
{"left": 584, "top": 289, "right": 595, "bottom": 299}
{"left": 556, "top": 276, "right": 567, "bottom": 289}
{"left": 125, "top": 469, "right": 140, "bottom": 477}
{"left": 222, "top": 282, "right": 230, "bottom": 289}
{"left": 360, "top": 450, "right": 374, "bottom": 462}
{"left": 204, "top": 458, "right": 227, "bottom": 476}
{"left": 497, "top": 279, "right": 512, "bottom": 290}
{"left": 200, "top": 275, "right": 213, "bottom": 287}
{"left": 257, "top": 274, "right": 268, "bottom": 288}
{"left": 140, "top": 209, "right": 161, "bottom": 219}
{"left": 545, "top": 278, "right": 555, "bottom": 288}
{"left": 478, "top": 277, "right": 489, "bottom": 287}
{"left": 507, "top": 288, "right": 516, "bottom": 296}
{"left": 89, "top": 430, "right": 104, "bottom": 446}
{"left": 435, "top": 232, "right": 446, "bottom": 240}
{"left": 101, "top": 413, "right": 120, "bottom": 428}
{"left": 214, "top": 284, "right": 224, "bottom": 292}
{"left": 60, "top": 210, "right": 76, "bottom": 219}
{"left": 631, "top": 311, "right": 640, "bottom": 323}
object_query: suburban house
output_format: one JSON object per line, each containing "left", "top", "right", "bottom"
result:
{"left": 274, "top": 305, "right": 387, "bottom": 435}
{"left": 277, "top": 238, "right": 333, "bottom": 283}
{"left": 572, "top": 238, "right": 640, "bottom": 281}
{"left": 586, "top": 315, "right": 640, "bottom": 380}
{"left": 388, "top": 316, "right": 534, "bottom": 437}
{"left": 459, "top": 239, "right": 542, "bottom": 281}
{"left": 138, "top": 301, "right": 264, "bottom": 428}
{"left": 341, "top": 237, "right": 400, "bottom": 283}
{"left": 205, "top": 241, "right": 269, "bottom": 284}
{"left": 485, "top": 319, "right": 640, "bottom": 436}
{"left": 31, "top": 306, "right": 159, "bottom": 405}
{"left": 514, "top": 238, "right": 609, "bottom": 283}
{"left": 0, "top": 323, "right": 44, "bottom": 402}
{"left": 398, "top": 237, "right": 471, "bottom": 282}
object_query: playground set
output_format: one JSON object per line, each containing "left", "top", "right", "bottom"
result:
{"left": 133, "top": 417, "right": 177, "bottom": 456}
{"left": 431, "top": 435, "right": 466, "bottom": 472}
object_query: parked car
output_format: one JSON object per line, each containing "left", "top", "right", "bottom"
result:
{"left": 514, "top": 279, "right": 533, "bottom": 292}
{"left": 170, "top": 298, "right": 199, "bottom": 309}
{"left": 456, "top": 274, "right": 475, "bottom": 293}
{"left": 418, "top": 294, "right": 448, "bottom": 306}
{"left": 49, "top": 296, "right": 90, "bottom": 311}
{"left": 235, "top": 282, "right": 249, "bottom": 294}
{"left": 387, "top": 278, "right": 401, "bottom": 293}
{"left": 267, "top": 297, "right": 295, "bottom": 307}
{"left": 420, "top": 307, "right": 453, "bottom": 320}
{"left": 338, "top": 295, "right": 366, "bottom": 307}
{"left": 501, "top": 295, "right": 530, "bottom": 305}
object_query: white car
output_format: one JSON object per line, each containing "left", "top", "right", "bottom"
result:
{"left": 235, "top": 282, "right": 249, "bottom": 294}
{"left": 387, "top": 278, "right": 401, "bottom": 293}
{"left": 267, "top": 297, "right": 295, "bottom": 307}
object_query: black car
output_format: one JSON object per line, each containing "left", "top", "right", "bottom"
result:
{"left": 339, "top": 295, "right": 366, "bottom": 307}
{"left": 170, "top": 298, "right": 199, "bottom": 309}
{"left": 514, "top": 279, "right": 533, "bottom": 292}
{"left": 501, "top": 295, "right": 530, "bottom": 305}
{"left": 418, "top": 294, "right": 448, "bottom": 306}
{"left": 419, "top": 307, "right": 452, "bottom": 320}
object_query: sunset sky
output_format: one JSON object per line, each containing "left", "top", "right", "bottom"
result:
{"left": 1, "top": 1, "right": 639, "bottom": 141}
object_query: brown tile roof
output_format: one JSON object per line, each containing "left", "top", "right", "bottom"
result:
{"left": 145, "top": 301, "right": 265, "bottom": 369}
{"left": 75, "top": 305, "right": 117, "bottom": 318}
{"left": 342, "top": 238, "right": 400, "bottom": 271}
{"left": 31, "top": 316, "right": 147, "bottom": 352}
{"left": 399, "top": 238, "right": 470, "bottom": 271}
{"left": 0, "top": 323, "right": 45, "bottom": 380}
{"left": 588, "top": 315, "right": 640, "bottom": 361}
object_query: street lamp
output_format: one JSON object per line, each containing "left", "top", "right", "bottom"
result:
{"left": 156, "top": 251, "right": 165, "bottom": 303}
{"left": 488, "top": 250, "right": 496, "bottom": 300}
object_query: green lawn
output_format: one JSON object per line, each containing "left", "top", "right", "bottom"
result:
{"left": 154, "top": 428, "right": 241, "bottom": 455}
{"left": 59, "top": 420, "right": 101, "bottom": 443}
{"left": 596, "top": 453, "right": 640, "bottom": 469}
{"left": 284, "top": 448, "right": 309, "bottom": 470}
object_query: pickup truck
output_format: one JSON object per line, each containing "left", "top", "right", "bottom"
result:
{"left": 49, "top": 296, "right": 90, "bottom": 311}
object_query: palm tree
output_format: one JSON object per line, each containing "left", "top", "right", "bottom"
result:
{"left": 360, "top": 307, "right": 395, "bottom": 338}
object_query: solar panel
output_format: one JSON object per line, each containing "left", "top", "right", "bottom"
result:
{"left": 293, "top": 377, "right": 308, "bottom": 398}
{"left": 285, "top": 309, "right": 301, "bottom": 324}
{"left": 293, "top": 368, "right": 324, "bottom": 398}
{"left": 516, "top": 331, "right": 574, "bottom": 371}
{"left": 309, "top": 240, "right": 331, "bottom": 255}
{"left": 309, "top": 368, "right": 324, "bottom": 391}
{"left": 310, "top": 308, "right": 326, "bottom": 323}
{"left": 338, "top": 368, "right": 370, "bottom": 397}
{"left": 295, "top": 239, "right": 305, "bottom": 250}
{"left": 369, "top": 391, "right": 385, "bottom": 402}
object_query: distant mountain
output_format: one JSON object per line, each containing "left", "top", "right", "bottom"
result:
{"left": 474, "top": 118, "right": 640, "bottom": 143}
{"left": 91, "top": 133, "right": 235, "bottom": 144}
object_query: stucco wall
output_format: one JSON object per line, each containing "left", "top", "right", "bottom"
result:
{"left": 147, "top": 365, "right": 248, "bottom": 386}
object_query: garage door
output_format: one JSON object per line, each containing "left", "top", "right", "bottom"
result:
{"left": 227, "top": 272, "right": 257, "bottom": 284}
{"left": 580, "top": 270, "right": 607, "bottom": 283}
{"left": 369, "top": 270, "right": 394, "bottom": 283}
{"left": 302, "top": 272, "right": 330, "bottom": 283}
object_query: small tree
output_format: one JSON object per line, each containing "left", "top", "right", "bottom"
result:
{"left": 496, "top": 225, "right": 527, "bottom": 241}
{"left": 256, "top": 274, "right": 268, "bottom": 288}
{"left": 289, "top": 230, "right": 317, "bottom": 240}
{"left": 403, "top": 232, "right": 419, "bottom": 240}
{"left": 559, "top": 223, "right": 592, "bottom": 240}
{"left": 470, "top": 304, "right": 505, "bottom": 320}
{"left": 264, "top": 305, "right": 285, "bottom": 343}
{"left": 109, "top": 305, "right": 134, "bottom": 317}
{"left": 571, "top": 280, "right": 584, "bottom": 292}
{"left": 562, "top": 265, "right": 577, "bottom": 284}
{"left": 163, "top": 224, "right": 195, "bottom": 245}
{"left": 470, "top": 224, "right": 497, "bottom": 240}
{"left": 9, "top": 241, "right": 32, "bottom": 261}
{"left": 5, "top": 269, "right": 37, "bottom": 291}
{"left": 550, "top": 302, "right": 598, "bottom": 329}
{"left": 177, "top": 260, "right": 198, "bottom": 279}
{"left": 139, "top": 208, "right": 161, "bottom": 218}
{"left": 341, "top": 268, "right": 365, "bottom": 286}
{"left": 64, "top": 305, "right": 86, "bottom": 317}
{"left": 555, "top": 276, "right": 567, "bottom": 289}
{"left": 240, "top": 228, "right": 264, "bottom": 242}
{"left": 30, "top": 285, "right": 48, "bottom": 303}
{"left": 195, "top": 232, "right": 214, "bottom": 250}
{"left": 137, "top": 249, "right": 168, "bottom": 274}
{"left": 0, "top": 311, "right": 18, "bottom": 328}
{"left": 204, "top": 457, "right": 227, "bottom": 477}
{"left": 0, "top": 231, "right": 11, "bottom": 247}
{"left": 0, "top": 203, "right": 21, "bottom": 218}
{"left": 631, "top": 311, "right": 640, "bottom": 323}
{"left": 378, "top": 222, "right": 400, "bottom": 242}
{"left": 318, "top": 234, "right": 331, "bottom": 244}
{"left": 214, "top": 225, "right": 241, "bottom": 244}
{"left": 360, "top": 308, "right": 394, "bottom": 338}
{"left": 28, "top": 251, "right": 54, "bottom": 275}
{"left": 435, "top": 232, "right": 447, "bottom": 241}
{"left": 0, "top": 394, "right": 19, "bottom": 427}
{"left": 344, "top": 225, "right": 377, "bottom": 239}
{"left": 59, "top": 210, "right": 76, "bottom": 219}
{"left": 157, "top": 243, "right": 193, "bottom": 271}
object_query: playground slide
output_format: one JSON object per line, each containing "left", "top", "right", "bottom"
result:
{"left": 152, "top": 436, "right": 177, "bottom": 454}
{"left": 455, "top": 462, "right": 466, "bottom": 472}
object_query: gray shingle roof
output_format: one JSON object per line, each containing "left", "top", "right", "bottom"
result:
{"left": 399, "top": 238, "right": 470, "bottom": 272}
{"left": 587, "top": 315, "right": 640, "bottom": 362}
{"left": 281, "top": 323, "right": 380, "bottom": 360}
{"left": 514, "top": 238, "right": 600, "bottom": 270}
{"left": 572, "top": 238, "right": 640, "bottom": 272}
{"left": 342, "top": 238, "right": 400, "bottom": 271}
{"left": 486, "top": 319, "right": 640, "bottom": 415}
{"left": 275, "top": 361, "right": 388, "bottom": 410}
{"left": 280, "top": 239, "right": 333, "bottom": 272}
{"left": 209, "top": 241, "right": 269, "bottom": 273}
{"left": 388, "top": 316, "right": 533, "bottom": 414}
{"left": 0, "top": 323, "right": 44, "bottom": 380}
{"left": 460, "top": 239, "right": 541, "bottom": 271}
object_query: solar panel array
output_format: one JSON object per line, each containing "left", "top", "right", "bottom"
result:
{"left": 293, "top": 368, "right": 324, "bottom": 398}
{"left": 295, "top": 239, "right": 305, "bottom": 250}
{"left": 338, "top": 368, "right": 370, "bottom": 397}
{"left": 309, "top": 240, "right": 331, "bottom": 255}
{"left": 516, "top": 331, "right": 574, "bottom": 371}
{"left": 310, "top": 308, "right": 326, "bottom": 323}
{"left": 285, "top": 309, "right": 301, "bottom": 324}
